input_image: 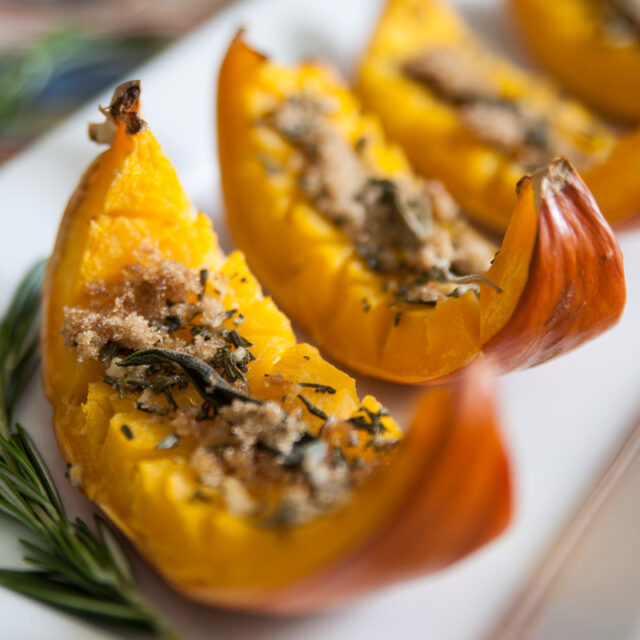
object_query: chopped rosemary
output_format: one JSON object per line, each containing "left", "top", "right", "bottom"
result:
{"left": 118, "top": 348, "right": 261, "bottom": 408}
{"left": 210, "top": 344, "right": 253, "bottom": 383}
{"left": 162, "top": 314, "right": 182, "bottom": 333}
{"left": 299, "top": 382, "right": 337, "bottom": 394}
{"left": 269, "top": 90, "right": 502, "bottom": 305}
{"left": 199, "top": 268, "right": 209, "bottom": 289}
{"left": 0, "top": 260, "right": 182, "bottom": 639}
{"left": 120, "top": 424, "right": 134, "bottom": 440}
{"left": 98, "top": 340, "right": 121, "bottom": 363}
{"left": 225, "top": 328, "right": 252, "bottom": 348}
{"left": 103, "top": 375, "right": 125, "bottom": 397}
{"left": 348, "top": 406, "right": 389, "bottom": 436}
{"left": 297, "top": 394, "right": 329, "bottom": 422}
{"left": 397, "top": 298, "right": 437, "bottom": 307}
{"left": 136, "top": 400, "right": 168, "bottom": 416}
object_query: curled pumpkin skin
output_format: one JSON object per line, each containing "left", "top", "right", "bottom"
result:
{"left": 511, "top": 0, "right": 640, "bottom": 123}
{"left": 356, "top": 0, "right": 640, "bottom": 233}
{"left": 42, "top": 81, "right": 511, "bottom": 612}
{"left": 217, "top": 34, "right": 626, "bottom": 385}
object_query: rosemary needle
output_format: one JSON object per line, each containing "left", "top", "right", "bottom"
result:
{"left": 0, "top": 260, "right": 183, "bottom": 640}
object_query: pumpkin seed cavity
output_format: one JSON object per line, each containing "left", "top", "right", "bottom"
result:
{"left": 263, "top": 93, "right": 498, "bottom": 307}
{"left": 62, "top": 252, "right": 399, "bottom": 527}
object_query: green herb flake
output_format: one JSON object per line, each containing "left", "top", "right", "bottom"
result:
{"left": 299, "top": 382, "right": 336, "bottom": 394}
{"left": 348, "top": 406, "right": 390, "bottom": 436}
{"left": 198, "top": 268, "right": 209, "bottom": 300}
{"left": 103, "top": 375, "right": 125, "bottom": 398}
{"left": 162, "top": 314, "right": 182, "bottom": 332}
{"left": 98, "top": 341, "right": 121, "bottom": 363}
{"left": 297, "top": 394, "right": 329, "bottom": 422}
{"left": 155, "top": 432, "right": 181, "bottom": 451}
{"left": 120, "top": 424, "right": 134, "bottom": 440}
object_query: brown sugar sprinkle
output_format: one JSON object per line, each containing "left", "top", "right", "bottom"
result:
{"left": 263, "top": 93, "right": 497, "bottom": 306}
{"left": 62, "top": 251, "right": 228, "bottom": 362}
{"left": 62, "top": 254, "right": 400, "bottom": 526}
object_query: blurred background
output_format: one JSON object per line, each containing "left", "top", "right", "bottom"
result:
{"left": 0, "top": 0, "right": 231, "bottom": 164}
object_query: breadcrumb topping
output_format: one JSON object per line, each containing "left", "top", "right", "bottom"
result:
{"left": 264, "top": 94, "right": 496, "bottom": 305}
{"left": 62, "top": 254, "right": 399, "bottom": 526}
{"left": 403, "top": 47, "right": 591, "bottom": 169}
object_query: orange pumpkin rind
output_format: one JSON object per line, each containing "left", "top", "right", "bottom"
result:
{"left": 356, "top": 0, "right": 640, "bottom": 233}
{"left": 510, "top": 0, "right": 640, "bottom": 123}
{"left": 217, "top": 34, "right": 626, "bottom": 385}
{"left": 42, "top": 80, "right": 511, "bottom": 612}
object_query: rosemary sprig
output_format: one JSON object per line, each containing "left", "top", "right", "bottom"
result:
{"left": 0, "top": 261, "right": 182, "bottom": 639}
{"left": 118, "top": 347, "right": 261, "bottom": 407}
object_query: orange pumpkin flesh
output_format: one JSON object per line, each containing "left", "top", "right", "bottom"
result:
{"left": 217, "top": 34, "right": 626, "bottom": 385}
{"left": 356, "top": 0, "right": 640, "bottom": 233}
{"left": 42, "top": 81, "right": 511, "bottom": 612}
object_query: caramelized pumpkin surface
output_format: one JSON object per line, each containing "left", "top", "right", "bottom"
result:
{"left": 218, "top": 34, "right": 625, "bottom": 385}
{"left": 512, "top": 0, "right": 640, "bottom": 122}
{"left": 42, "top": 81, "right": 511, "bottom": 613}
{"left": 357, "top": 0, "right": 640, "bottom": 232}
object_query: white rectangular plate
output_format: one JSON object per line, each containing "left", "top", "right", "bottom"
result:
{"left": 1, "top": 0, "right": 639, "bottom": 638}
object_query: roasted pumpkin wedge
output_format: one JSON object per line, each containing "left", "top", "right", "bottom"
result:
{"left": 217, "top": 34, "right": 625, "bottom": 384}
{"left": 512, "top": 0, "right": 640, "bottom": 122}
{"left": 42, "top": 81, "right": 511, "bottom": 613}
{"left": 356, "top": 0, "right": 640, "bottom": 233}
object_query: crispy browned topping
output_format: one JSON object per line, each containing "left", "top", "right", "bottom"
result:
{"left": 458, "top": 102, "right": 549, "bottom": 168}
{"left": 402, "top": 47, "right": 580, "bottom": 169}
{"left": 265, "top": 94, "right": 496, "bottom": 305}
{"left": 403, "top": 48, "right": 493, "bottom": 104}
{"left": 62, "top": 256, "right": 399, "bottom": 526}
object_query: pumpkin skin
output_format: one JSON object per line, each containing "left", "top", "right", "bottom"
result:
{"left": 511, "top": 0, "right": 640, "bottom": 123}
{"left": 42, "top": 81, "right": 511, "bottom": 613}
{"left": 356, "top": 0, "right": 640, "bottom": 233}
{"left": 217, "top": 34, "right": 626, "bottom": 385}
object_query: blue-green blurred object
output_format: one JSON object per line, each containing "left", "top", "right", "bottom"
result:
{"left": 0, "top": 31, "right": 166, "bottom": 157}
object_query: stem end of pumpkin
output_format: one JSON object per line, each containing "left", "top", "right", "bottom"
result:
{"left": 89, "top": 80, "right": 147, "bottom": 145}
